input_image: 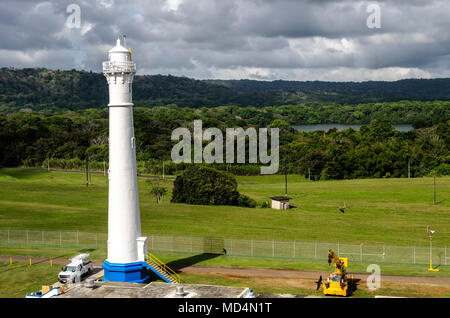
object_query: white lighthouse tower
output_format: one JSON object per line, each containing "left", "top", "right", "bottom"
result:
{"left": 102, "top": 37, "right": 149, "bottom": 283}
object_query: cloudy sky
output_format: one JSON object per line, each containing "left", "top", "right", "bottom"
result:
{"left": 1, "top": 0, "right": 449, "bottom": 81}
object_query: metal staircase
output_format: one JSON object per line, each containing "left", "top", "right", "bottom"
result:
{"left": 143, "top": 252, "right": 180, "bottom": 284}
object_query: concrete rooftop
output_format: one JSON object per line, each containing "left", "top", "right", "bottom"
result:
{"left": 57, "top": 281, "right": 249, "bottom": 298}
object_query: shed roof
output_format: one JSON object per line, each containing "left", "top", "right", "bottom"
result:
{"left": 270, "top": 196, "right": 292, "bottom": 201}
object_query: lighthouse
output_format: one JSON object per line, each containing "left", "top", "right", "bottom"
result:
{"left": 102, "top": 37, "right": 149, "bottom": 283}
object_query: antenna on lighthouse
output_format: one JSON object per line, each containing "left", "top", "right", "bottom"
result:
{"left": 123, "top": 34, "right": 127, "bottom": 48}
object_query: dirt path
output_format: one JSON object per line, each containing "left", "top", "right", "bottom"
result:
{"left": 2, "top": 255, "right": 449, "bottom": 287}
{"left": 176, "top": 265, "right": 450, "bottom": 286}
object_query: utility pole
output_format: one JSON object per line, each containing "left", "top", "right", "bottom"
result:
{"left": 433, "top": 170, "right": 436, "bottom": 205}
{"left": 308, "top": 168, "right": 311, "bottom": 181}
{"left": 285, "top": 166, "right": 288, "bottom": 195}
{"left": 408, "top": 160, "right": 411, "bottom": 179}
{"left": 86, "top": 158, "right": 89, "bottom": 187}
{"left": 428, "top": 228, "right": 439, "bottom": 271}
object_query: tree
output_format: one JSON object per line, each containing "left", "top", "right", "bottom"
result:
{"left": 146, "top": 178, "right": 168, "bottom": 204}
{"left": 299, "top": 149, "right": 329, "bottom": 180}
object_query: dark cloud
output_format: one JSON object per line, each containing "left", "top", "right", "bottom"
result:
{"left": 0, "top": 0, "right": 448, "bottom": 81}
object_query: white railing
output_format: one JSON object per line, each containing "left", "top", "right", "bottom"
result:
{"left": 102, "top": 61, "right": 136, "bottom": 74}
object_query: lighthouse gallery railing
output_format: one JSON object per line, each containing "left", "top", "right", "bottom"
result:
{"left": 103, "top": 61, "right": 136, "bottom": 73}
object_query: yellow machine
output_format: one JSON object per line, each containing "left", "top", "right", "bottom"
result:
{"left": 316, "top": 249, "right": 355, "bottom": 296}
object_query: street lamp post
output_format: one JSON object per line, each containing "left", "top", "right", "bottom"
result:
{"left": 428, "top": 229, "right": 439, "bottom": 272}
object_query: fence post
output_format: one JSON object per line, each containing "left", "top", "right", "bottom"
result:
{"left": 314, "top": 241, "right": 317, "bottom": 259}
{"left": 230, "top": 238, "right": 233, "bottom": 255}
{"left": 251, "top": 239, "right": 253, "bottom": 256}
{"left": 76, "top": 231, "right": 79, "bottom": 246}
{"left": 383, "top": 244, "right": 385, "bottom": 260}
{"left": 190, "top": 237, "right": 193, "bottom": 253}
{"left": 293, "top": 240, "right": 296, "bottom": 258}
{"left": 413, "top": 246, "right": 416, "bottom": 264}
{"left": 445, "top": 246, "right": 447, "bottom": 266}
{"left": 272, "top": 240, "right": 274, "bottom": 257}
{"left": 360, "top": 244, "right": 363, "bottom": 261}
{"left": 7, "top": 229, "right": 9, "bottom": 243}
{"left": 60, "top": 231, "right": 62, "bottom": 246}
{"left": 96, "top": 232, "right": 98, "bottom": 248}
{"left": 42, "top": 231, "right": 44, "bottom": 245}
{"left": 26, "top": 230, "right": 28, "bottom": 244}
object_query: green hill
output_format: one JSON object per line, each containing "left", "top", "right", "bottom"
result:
{"left": 2, "top": 67, "right": 450, "bottom": 112}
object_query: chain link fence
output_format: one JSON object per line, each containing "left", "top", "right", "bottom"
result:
{"left": 0, "top": 229, "right": 106, "bottom": 249}
{"left": 0, "top": 229, "right": 448, "bottom": 266}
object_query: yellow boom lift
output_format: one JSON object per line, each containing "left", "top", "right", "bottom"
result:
{"left": 315, "top": 249, "right": 355, "bottom": 296}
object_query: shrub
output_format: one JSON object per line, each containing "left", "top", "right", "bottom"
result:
{"left": 237, "top": 194, "right": 257, "bottom": 208}
{"left": 171, "top": 165, "right": 255, "bottom": 208}
{"left": 436, "top": 163, "right": 450, "bottom": 176}
{"left": 260, "top": 200, "right": 270, "bottom": 208}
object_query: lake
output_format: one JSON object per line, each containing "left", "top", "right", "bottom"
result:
{"left": 292, "top": 124, "right": 414, "bottom": 132}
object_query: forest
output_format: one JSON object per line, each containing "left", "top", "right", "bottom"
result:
{"left": 2, "top": 67, "right": 450, "bottom": 112}
{"left": 0, "top": 105, "right": 448, "bottom": 179}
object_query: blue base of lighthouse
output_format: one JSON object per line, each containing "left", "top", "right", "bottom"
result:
{"left": 102, "top": 260, "right": 150, "bottom": 284}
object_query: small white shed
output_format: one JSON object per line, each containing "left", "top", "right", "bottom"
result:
{"left": 270, "top": 196, "right": 292, "bottom": 210}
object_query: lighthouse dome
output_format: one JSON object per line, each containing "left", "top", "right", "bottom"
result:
{"left": 107, "top": 38, "right": 131, "bottom": 64}
{"left": 109, "top": 38, "right": 129, "bottom": 54}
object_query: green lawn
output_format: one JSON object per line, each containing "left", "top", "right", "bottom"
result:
{"left": 0, "top": 168, "right": 448, "bottom": 247}
{"left": 0, "top": 262, "right": 61, "bottom": 298}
